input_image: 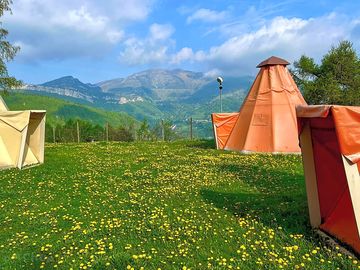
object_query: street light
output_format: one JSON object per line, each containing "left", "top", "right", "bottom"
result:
{"left": 217, "top": 77, "right": 223, "bottom": 112}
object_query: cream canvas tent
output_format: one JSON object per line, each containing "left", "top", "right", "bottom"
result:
{"left": 211, "top": 56, "right": 307, "bottom": 153}
{"left": 0, "top": 96, "right": 46, "bottom": 169}
{"left": 297, "top": 105, "right": 360, "bottom": 254}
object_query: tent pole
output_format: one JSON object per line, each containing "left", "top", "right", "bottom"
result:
{"left": 220, "top": 88, "right": 222, "bottom": 113}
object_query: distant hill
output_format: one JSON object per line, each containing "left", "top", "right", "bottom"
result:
{"left": 3, "top": 92, "right": 138, "bottom": 127}
{"left": 185, "top": 76, "right": 253, "bottom": 103}
{"left": 98, "top": 69, "right": 208, "bottom": 96}
{"left": 41, "top": 76, "right": 102, "bottom": 96}
{"left": 27, "top": 69, "right": 252, "bottom": 103}
{"left": 17, "top": 68, "right": 254, "bottom": 137}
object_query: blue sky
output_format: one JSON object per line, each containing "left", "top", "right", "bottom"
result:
{"left": 3, "top": 0, "right": 360, "bottom": 84}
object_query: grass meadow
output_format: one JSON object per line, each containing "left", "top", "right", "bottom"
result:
{"left": 0, "top": 141, "right": 358, "bottom": 269}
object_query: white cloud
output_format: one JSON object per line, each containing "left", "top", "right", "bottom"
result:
{"left": 170, "top": 47, "right": 205, "bottom": 64}
{"left": 186, "top": 8, "right": 228, "bottom": 24}
{"left": 4, "top": 0, "right": 153, "bottom": 62}
{"left": 171, "top": 47, "right": 194, "bottom": 64}
{"left": 87, "top": 0, "right": 154, "bottom": 22}
{"left": 119, "top": 24, "right": 175, "bottom": 66}
{"left": 175, "top": 13, "right": 360, "bottom": 76}
{"left": 118, "top": 13, "right": 360, "bottom": 74}
{"left": 203, "top": 68, "right": 222, "bottom": 78}
{"left": 119, "top": 38, "right": 169, "bottom": 65}
{"left": 149, "top": 23, "right": 174, "bottom": 41}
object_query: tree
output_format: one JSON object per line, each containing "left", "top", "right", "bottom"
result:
{"left": 151, "top": 119, "right": 178, "bottom": 141}
{"left": 292, "top": 41, "right": 360, "bottom": 105}
{"left": 137, "top": 119, "right": 150, "bottom": 141}
{"left": 108, "top": 124, "right": 134, "bottom": 142}
{"left": 0, "top": 0, "right": 21, "bottom": 93}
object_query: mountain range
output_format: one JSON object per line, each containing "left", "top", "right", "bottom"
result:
{"left": 18, "top": 69, "right": 253, "bottom": 137}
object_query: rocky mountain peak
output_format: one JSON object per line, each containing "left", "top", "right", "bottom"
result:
{"left": 41, "top": 75, "right": 102, "bottom": 95}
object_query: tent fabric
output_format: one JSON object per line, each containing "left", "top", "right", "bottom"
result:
{"left": 211, "top": 113, "right": 239, "bottom": 149}
{"left": 0, "top": 96, "right": 9, "bottom": 111}
{"left": 0, "top": 97, "right": 46, "bottom": 169}
{"left": 0, "top": 111, "right": 31, "bottom": 131}
{"left": 297, "top": 105, "right": 360, "bottom": 164}
{"left": 297, "top": 105, "right": 360, "bottom": 254}
{"left": 211, "top": 56, "right": 307, "bottom": 153}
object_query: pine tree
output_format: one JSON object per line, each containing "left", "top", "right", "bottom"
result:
{"left": 292, "top": 41, "right": 360, "bottom": 105}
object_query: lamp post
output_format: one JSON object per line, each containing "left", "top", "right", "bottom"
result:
{"left": 217, "top": 77, "right": 223, "bottom": 112}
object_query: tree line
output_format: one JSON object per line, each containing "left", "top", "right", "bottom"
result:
{"left": 45, "top": 119, "right": 179, "bottom": 143}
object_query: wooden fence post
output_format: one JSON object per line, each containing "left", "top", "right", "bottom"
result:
{"left": 53, "top": 126, "right": 56, "bottom": 143}
{"left": 190, "top": 117, "right": 193, "bottom": 140}
{"left": 161, "top": 119, "right": 165, "bottom": 141}
{"left": 77, "top": 121, "right": 80, "bottom": 143}
{"left": 105, "top": 122, "right": 109, "bottom": 142}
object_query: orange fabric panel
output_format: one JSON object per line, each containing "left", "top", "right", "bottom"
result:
{"left": 296, "top": 105, "right": 360, "bottom": 163}
{"left": 320, "top": 188, "right": 360, "bottom": 254}
{"left": 297, "top": 105, "right": 360, "bottom": 166}
{"left": 270, "top": 92, "right": 302, "bottom": 152}
{"left": 225, "top": 65, "right": 306, "bottom": 153}
{"left": 224, "top": 70, "right": 262, "bottom": 151}
{"left": 309, "top": 116, "right": 348, "bottom": 220}
{"left": 211, "top": 113, "right": 239, "bottom": 150}
{"left": 331, "top": 107, "right": 360, "bottom": 164}
{"left": 311, "top": 114, "right": 360, "bottom": 253}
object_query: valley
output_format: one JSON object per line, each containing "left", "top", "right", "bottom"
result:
{"left": 15, "top": 69, "right": 253, "bottom": 138}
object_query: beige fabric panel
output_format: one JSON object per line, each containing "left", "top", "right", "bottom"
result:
{"left": 39, "top": 114, "right": 45, "bottom": 163}
{"left": 24, "top": 112, "right": 46, "bottom": 165}
{"left": 300, "top": 122, "right": 321, "bottom": 228}
{"left": 342, "top": 155, "right": 360, "bottom": 238}
{"left": 0, "top": 96, "right": 8, "bottom": 111}
{"left": 0, "top": 120, "right": 23, "bottom": 168}
{"left": 17, "top": 126, "right": 28, "bottom": 169}
{"left": 22, "top": 144, "right": 38, "bottom": 167}
{"left": 0, "top": 136, "right": 13, "bottom": 168}
{"left": 0, "top": 111, "right": 31, "bottom": 131}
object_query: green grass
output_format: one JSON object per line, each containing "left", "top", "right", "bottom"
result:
{"left": 0, "top": 141, "right": 358, "bottom": 269}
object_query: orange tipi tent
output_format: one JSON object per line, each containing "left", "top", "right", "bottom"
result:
{"left": 211, "top": 56, "right": 307, "bottom": 153}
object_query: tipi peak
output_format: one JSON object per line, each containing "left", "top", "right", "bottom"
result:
{"left": 256, "top": 56, "right": 290, "bottom": 68}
